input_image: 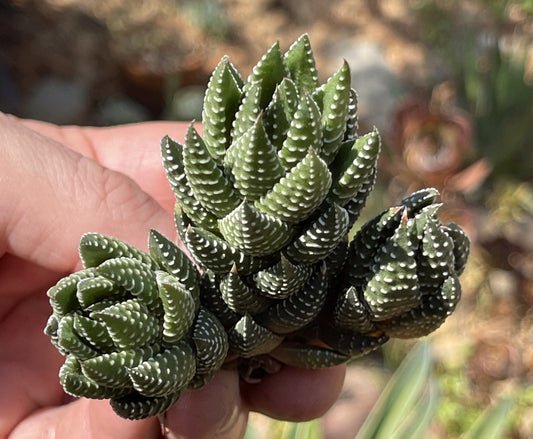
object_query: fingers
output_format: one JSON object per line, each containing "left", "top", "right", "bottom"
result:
{"left": 0, "top": 113, "right": 175, "bottom": 273}
{"left": 13, "top": 117, "right": 190, "bottom": 213}
{"left": 241, "top": 365, "right": 346, "bottom": 421}
{"left": 166, "top": 370, "right": 248, "bottom": 439}
{"left": 8, "top": 398, "right": 161, "bottom": 439}
{"left": 9, "top": 371, "right": 247, "bottom": 439}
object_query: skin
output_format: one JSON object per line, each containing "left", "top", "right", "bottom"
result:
{"left": 0, "top": 112, "right": 345, "bottom": 439}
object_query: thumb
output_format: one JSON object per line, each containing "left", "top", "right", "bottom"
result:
{"left": 0, "top": 114, "right": 175, "bottom": 273}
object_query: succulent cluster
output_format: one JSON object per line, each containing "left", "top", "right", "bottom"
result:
{"left": 44, "top": 34, "right": 469, "bottom": 420}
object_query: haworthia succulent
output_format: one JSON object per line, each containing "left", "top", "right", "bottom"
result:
{"left": 363, "top": 219, "right": 421, "bottom": 321}
{"left": 317, "top": 61, "right": 352, "bottom": 163}
{"left": 148, "top": 229, "right": 199, "bottom": 295}
{"left": 192, "top": 307, "right": 229, "bottom": 374}
{"left": 231, "top": 81, "right": 263, "bottom": 142}
{"left": 44, "top": 33, "right": 469, "bottom": 421}
{"left": 263, "top": 78, "right": 299, "bottom": 149}
{"left": 90, "top": 299, "right": 161, "bottom": 350}
{"left": 257, "top": 263, "right": 328, "bottom": 334}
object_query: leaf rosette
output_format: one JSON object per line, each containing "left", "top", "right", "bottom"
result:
{"left": 45, "top": 34, "right": 470, "bottom": 420}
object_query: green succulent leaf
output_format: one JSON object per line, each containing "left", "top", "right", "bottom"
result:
{"left": 79, "top": 233, "right": 156, "bottom": 270}
{"left": 183, "top": 124, "right": 241, "bottom": 218}
{"left": 218, "top": 201, "right": 293, "bottom": 257}
{"left": 333, "top": 286, "right": 376, "bottom": 333}
{"left": 346, "top": 206, "right": 405, "bottom": 288}
{"left": 228, "top": 314, "right": 284, "bottom": 357}
{"left": 156, "top": 271, "right": 197, "bottom": 344}
{"left": 416, "top": 217, "right": 455, "bottom": 294}
{"left": 257, "top": 263, "right": 328, "bottom": 334}
{"left": 227, "top": 116, "right": 284, "bottom": 202}
{"left": 110, "top": 390, "right": 182, "bottom": 421}
{"left": 317, "top": 60, "right": 352, "bottom": 163}
{"left": 128, "top": 342, "right": 196, "bottom": 397}
{"left": 270, "top": 344, "right": 349, "bottom": 369}
{"left": 263, "top": 78, "right": 299, "bottom": 149}
{"left": 47, "top": 269, "right": 95, "bottom": 317}
{"left": 149, "top": 229, "right": 199, "bottom": 295}
{"left": 185, "top": 225, "right": 269, "bottom": 275}
{"left": 199, "top": 272, "right": 241, "bottom": 329}
{"left": 320, "top": 327, "right": 389, "bottom": 357}
{"left": 97, "top": 257, "right": 159, "bottom": 308}
{"left": 90, "top": 298, "right": 161, "bottom": 350}
{"left": 399, "top": 187, "right": 440, "bottom": 216}
{"left": 247, "top": 40, "right": 289, "bottom": 109}
{"left": 328, "top": 128, "right": 381, "bottom": 206}
{"left": 255, "top": 147, "right": 332, "bottom": 223}
{"left": 231, "top": 81, "right": 263, "bottom": 142}
{"left": 363, "top": 218, "right": 421, "bottom": 321}
{"left": 201, "top": 56, "right": 243, "bottom": 162}
{"left": 220, "top": 265, "right": 270, "bottom": 314}
{"left": 344, "top": 88, "right": 359, "bottom": 141}
{"left": 444, "top": 222, "right": 470, "bottom": 275}
{"left": 283, "top": 33, "right": 319, "bottom": 94}
{"left": 76, "top": 275, "right": 123, "bottom": 309}
{"left": 254, "top": 256, "right": 313, "bottom": 299}
{"left": 160, "top": 136, "right": 219, "bottom": 232}
{"left": 81, "top": 344, "right": 160, "bottom": 389}
{"left": 192, "top": 307, "right": 229, "bottom": 374}
{"left": 379, "top": 274, "right": 461, "bottom": 338}
{"left": 73, "top": 313, "right": 115, "bottom": 352}
{"left": 57, "top": 314, "right": 100, "bottom": 360}
{"left": 285, "top": 203, "right": 349, "bottom": 264}
{"left": 278, "top": 92, "right": 322, "bottom": 169}
{"left": 60, "top": 355, "right": 120, "bottom": 399}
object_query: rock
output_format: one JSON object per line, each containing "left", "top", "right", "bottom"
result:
{"left": 324, "top": 38, "right": 404, "bottom": 135}
{"left": 24, "top": 77, "right": 89, "bottom": 125}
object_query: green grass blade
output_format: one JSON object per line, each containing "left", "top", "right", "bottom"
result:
{"left": 461, "top": 398, "right": 512, "bottom": 439}
{"left": 354, "top": 341, "right": 432, "bottom": 439}
{"left": 393, "top": 378, "right": 440, "bottom": 439}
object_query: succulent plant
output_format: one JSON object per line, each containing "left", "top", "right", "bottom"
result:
{"left": 44, "top": 34, "right": 469, "bottom": 421}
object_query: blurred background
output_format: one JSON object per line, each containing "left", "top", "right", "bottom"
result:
{"left": 1, "top": 0, "right": 531, "bottom": 437}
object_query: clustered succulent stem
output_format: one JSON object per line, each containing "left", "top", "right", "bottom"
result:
{"left": 44, "top": 34, "right": 470, "bottom": 420}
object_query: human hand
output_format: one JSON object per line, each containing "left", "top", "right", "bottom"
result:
{"left": 0, "top": 113, "right": 345, "bottom": 439}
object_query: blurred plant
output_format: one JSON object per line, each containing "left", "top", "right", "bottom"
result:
{"left": 413, "top": 0, "right": 533, "bottom": 183}
{"left": 388, "top": 86, "right": 491, "bottom": 198}
{"left": 245, "top": 342, "right": 515, "bottom": 439}
{"left": 179, "top": 0, "right": 233, "bottom": 39}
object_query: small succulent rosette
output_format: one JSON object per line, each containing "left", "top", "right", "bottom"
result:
{"left": 44, "top": 231, "right": 228, "bottom": 420}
